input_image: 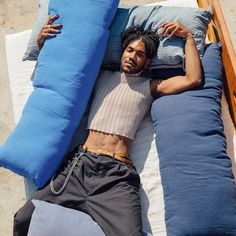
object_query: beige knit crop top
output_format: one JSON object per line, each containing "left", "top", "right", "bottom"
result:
{"left": 87, "top": 70, "right": 153, "bottom": 140}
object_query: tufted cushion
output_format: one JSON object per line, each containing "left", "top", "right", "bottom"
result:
{"left": 0, "top": 0, "right": 119, "bottom": 187}
{"left": 151, "top": 43, "right": 236, "bottom": 235}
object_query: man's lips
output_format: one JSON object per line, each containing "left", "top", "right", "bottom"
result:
{"left": 125, "top": 60, "right": 136, "bottom": 67}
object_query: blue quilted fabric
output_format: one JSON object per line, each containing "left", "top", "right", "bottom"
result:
{"left": 151, "top": 43, "right": 236, "bottom": 235}
{"left": 0, "top": 0, "right": 119, "bottom": 187}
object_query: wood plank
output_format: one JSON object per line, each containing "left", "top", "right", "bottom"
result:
{"left": 197, "top": 0, "right": 218, "bottom": 42}
{"left": 219, "top": 0, "right": 236, "bottom": 52}
{"left": 198, "top": 0, "right": 236, "bottom": 127}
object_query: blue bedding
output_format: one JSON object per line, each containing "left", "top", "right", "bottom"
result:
{"left": 151, "top": 43, "right": 236, "bottom": 235}
{"left": 0, "top": 0, "right": 119, "bottom": 187}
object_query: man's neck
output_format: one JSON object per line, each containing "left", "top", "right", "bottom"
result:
{"left": 120, "top": 70, "right": 143, "bottom": 77}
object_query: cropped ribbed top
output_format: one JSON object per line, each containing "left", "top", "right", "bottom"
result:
{"left": 87, "top": 70, "right": 153, "bottom": 139}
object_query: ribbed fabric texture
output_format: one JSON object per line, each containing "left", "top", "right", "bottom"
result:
{"left": 88, "top": 70, "right": 153, "bottom": 139}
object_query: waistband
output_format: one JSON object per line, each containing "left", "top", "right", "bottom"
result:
{"left": 50, "top": 145, "right": 133, "bottom": 195}
{"left": 82, "top": 145, "right": 133, "bottom": 166}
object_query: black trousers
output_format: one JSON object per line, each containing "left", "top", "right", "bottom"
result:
{"left": 14, "top": 147, "right": 142, "bottom": 236}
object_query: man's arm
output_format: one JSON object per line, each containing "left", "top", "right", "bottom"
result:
{"left": 150, "top": 22, "right": 202, "bottom": 98}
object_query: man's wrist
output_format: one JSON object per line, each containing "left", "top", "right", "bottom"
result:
{"left": 184, "top": 31, "right": 193, "bottom": 39}
{"left": 184, "top": 35, "right": 194, "bottom": 41}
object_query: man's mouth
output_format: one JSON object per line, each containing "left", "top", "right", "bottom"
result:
{"left": 125, "top": 60, "right": 136, "bottom": 67}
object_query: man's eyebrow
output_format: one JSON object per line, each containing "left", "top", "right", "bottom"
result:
{"left": 127, "top": 46, "right": 146, "bottom": 55}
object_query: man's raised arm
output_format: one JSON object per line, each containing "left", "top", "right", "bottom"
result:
{"left": 150, "top": 22, "right": 202, "bottom": 98}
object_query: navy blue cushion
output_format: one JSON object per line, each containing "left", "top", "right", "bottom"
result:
{"left": 0, "top": 0, "right": 119, "bottom": 187}
{"left": 151, "top": 43, "right": 236, "bottom": 235}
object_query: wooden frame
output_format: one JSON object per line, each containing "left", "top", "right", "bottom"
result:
{"left": 197, "top": 0, "right": 236, "bottom": 127}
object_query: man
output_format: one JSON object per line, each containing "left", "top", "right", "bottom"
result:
{"left": 14, "top": 16, "right": 201, "bottom": 236}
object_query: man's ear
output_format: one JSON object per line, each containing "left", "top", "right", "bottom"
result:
{"left": 144, "top": 59, "right": 151, "bottom": 70}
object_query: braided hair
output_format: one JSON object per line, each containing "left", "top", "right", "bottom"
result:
{"left": 121, "top": 26, "right": 159, "bottom": 59}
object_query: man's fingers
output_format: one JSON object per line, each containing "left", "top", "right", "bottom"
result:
{"left": 159, "top": 22, "right": 173, "bottom": 28}
{"left": 46, "top": 15, "right": 59, "bottom": 24}
{"left": 44, "top": 28, "right": 61, "bottom": 34}
{"left": 162, "top": 25, "right": 176, "bottom": 37}
{"left": 42, "top": 32, "right": 57, "bottom": 38}
{"left": 161, "top": 22, "right": 175, "bottom": 28}
{"left": 43, "top": 24, "right": 62, "bottom": 30}
{"left": 166, "top": 28, "right": 178, "bottom": 39}
{"left": 50, "top": 24, "right": 62, "bottom": 29}
{"left": 158, "top": 22, "right": 166, "bottom": 28}
{"left": 160, "top": 23, "right": 176, "bottom": 35}
{"left": 48, "top": 15, "right": 59, "bottom": 24}
{"left": 157, "top": 22, "right": 170, "bottom": 32}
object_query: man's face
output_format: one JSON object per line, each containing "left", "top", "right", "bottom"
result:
{"left": 121, "top": 39, "right": 150, "bottom": 74}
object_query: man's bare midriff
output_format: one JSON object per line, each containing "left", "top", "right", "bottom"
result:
{"left": 84, "top": 130, "right": 132, "bottom": 156}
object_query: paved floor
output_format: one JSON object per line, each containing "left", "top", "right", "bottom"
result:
{"left": 0, "top": 0, "right": 235, "bottom": 235}
{"left": 220, "top": 0, "right": 236, "bottom": 51}
{"left": 0, "top": 1, "right": 37, "bottom": 235}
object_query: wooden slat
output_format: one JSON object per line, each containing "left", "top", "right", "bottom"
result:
{"left": 197, "top": 0, "right": 218, "bottom": 42}
{"left": 197, "top": 0, "right": 236, "bottom": 127}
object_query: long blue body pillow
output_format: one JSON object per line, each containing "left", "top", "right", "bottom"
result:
{"left": 0, "top": 0, "right": 119, "bottom": 187}
{"left": 151, "top": 43, "right": 236, "bottom": 235}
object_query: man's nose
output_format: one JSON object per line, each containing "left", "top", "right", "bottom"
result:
{"left": 129, "top": 52, "right": 137, "bottom": 61}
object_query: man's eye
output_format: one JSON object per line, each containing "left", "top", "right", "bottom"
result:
{"left": 137, "top": 53, "right": 144, "bottom": 58}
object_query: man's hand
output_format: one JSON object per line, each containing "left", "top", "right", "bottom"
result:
{"left": 37, "top": 15, "right": 62, "bottom": 50}
{"left": 159, "top": 22, "right": 192, "bottom": 40}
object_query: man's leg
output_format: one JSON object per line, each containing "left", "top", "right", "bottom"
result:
{"left": 14, "top": 151, "right": 142, "bottom": 236}
{"left": 88, "top": 180, "right": 142, "bottom": 236}
{"left": 82, "top": 153, "right": 142, "bottom": 236}
{"left": 13, "top": 153, "right": 87, "bottom": 236}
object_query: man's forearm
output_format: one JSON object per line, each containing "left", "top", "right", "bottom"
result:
{"left": 184, "top": 36, "right": 202, "bottom": 84}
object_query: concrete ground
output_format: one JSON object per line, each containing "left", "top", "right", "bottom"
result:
{"left": 0, "top": 0, "right": 235, "bottom": 235}
{"left": 0, "top": 1, "right": 37, "bottom": 235}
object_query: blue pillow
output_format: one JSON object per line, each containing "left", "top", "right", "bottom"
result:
{"left": 151, "top": 43, "right": 236, "bottom": 235}
{"left": 103, "top": 5, "right": 212, "bottom": 70}
{"left": 28, "top": 200, "right": 105, "bottom": 236}
{"left": 29, "top": 200, "right": 152, "bottom": 236}
{"left": 0, "top": 0, "right": 119, "bottom": 187}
